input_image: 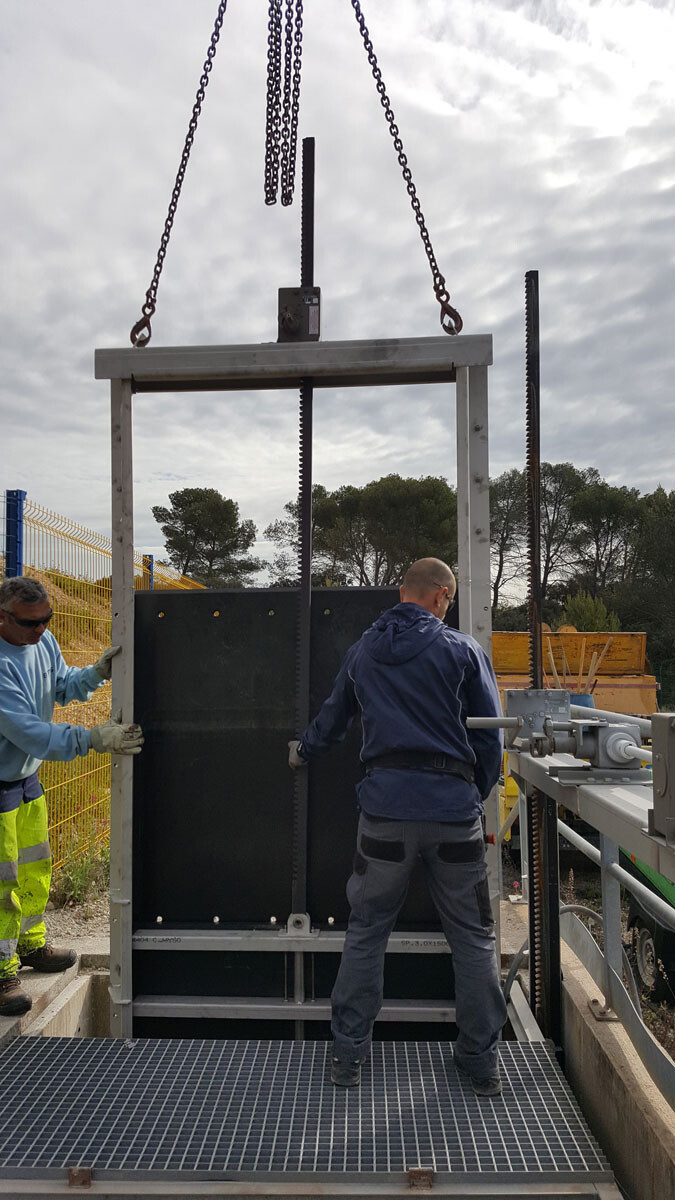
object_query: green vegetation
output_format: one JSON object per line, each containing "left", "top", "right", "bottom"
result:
{"left": 560, "top": 591, "right": 620, "bottom": 632}
{"left": 51, "top": 844, "right": 110, "bottom": 907}
{"left": 152, "top": 487, "right": 262, "bottom": 587}
{"left": 265, "top": 475, "right": 457, "bottom": 587}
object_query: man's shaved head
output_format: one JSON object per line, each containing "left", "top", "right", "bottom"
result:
{"left": 399, "top": 559, "right": 456, "bottom": 620}
{"left": 401, "top": 558, "right": 456, "bottom": 601}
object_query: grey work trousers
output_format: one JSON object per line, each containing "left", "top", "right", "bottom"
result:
{"left": 331, "top": 812, "right": 507, "bottom": 1079}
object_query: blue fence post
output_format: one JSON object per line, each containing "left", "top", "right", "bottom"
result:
{"left": 5, "top": 489, "right": 27, "bottom": 578}
{"left": 142, "top": 554, "right": 154, "bottom": 590}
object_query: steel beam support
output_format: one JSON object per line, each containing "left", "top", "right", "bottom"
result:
{"left": 456, "top": 364, "right": 499, "bottom": 938}
{"left": 95, "top": 335, "right": 492, "bottom": 391}
{"left": 599, "top": 836, "right": 622, "bottom": 1011}
{"left": 109, "top": 378, "right": 135, "bottom": 1039}
{"left": 511, "top": 749, "right": 675, "bottom": 884}
{"left": 133, "top": 996, "right": 458, "bottom": 1023}
{"left": 132, "top": 928, "right": 452, "bottom": 952}
{"left": 455, "top": 365, "right": 472, "bottom": 634}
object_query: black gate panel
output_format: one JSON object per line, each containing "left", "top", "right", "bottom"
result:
{"left": 133, "top": 590, "right": 297, "bottom": 924}
{"left": 132, "top": 587, "right": 456, "bottom": 1031}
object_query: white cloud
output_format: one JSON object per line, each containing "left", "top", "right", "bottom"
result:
{"left": 1, "top": 0, "right": 674, "bottom": 569}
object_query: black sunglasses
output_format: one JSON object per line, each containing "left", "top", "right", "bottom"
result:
{"left": 5, "top": 609, "right": 54, "bottom": 629}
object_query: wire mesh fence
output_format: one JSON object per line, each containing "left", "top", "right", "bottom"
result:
{"left": 1, "top": 491, "right": 205, "bottom": 868}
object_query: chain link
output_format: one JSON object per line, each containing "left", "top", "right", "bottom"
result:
{"left": 130, "top": 1, "right": 229, "bottom": 348}
{"left": 264, "top": 0, "right": 283, "bottom": 204}
{"left": 350, "top": 0, "right": 462, "bottom": 335}
{"left": 265, "top": 0, "right": 303, "bottom": 207}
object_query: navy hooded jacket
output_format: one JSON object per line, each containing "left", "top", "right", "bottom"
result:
{"left": 300, "top": 602, "right": 503, "bottom": 823}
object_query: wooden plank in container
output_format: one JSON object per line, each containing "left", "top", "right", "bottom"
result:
{"left": 492, "top": 631, "right": 646, "bottom": 675}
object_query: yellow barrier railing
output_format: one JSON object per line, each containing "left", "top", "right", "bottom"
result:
{"left": 2, "top": 493, "right": 205, "bottom": 868}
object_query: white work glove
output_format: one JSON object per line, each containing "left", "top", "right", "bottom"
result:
{"left": 288, "top": 739, "right": 307, "bottom": 769}
{"left": 93, "top": 646, "right": 121, "bottom": 681}
{"left": 91, "top": 711, "right": 144, "bottom": 756}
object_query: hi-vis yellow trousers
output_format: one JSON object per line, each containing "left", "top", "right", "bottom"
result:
{"left": 0, "top": 772, "right": 51, "bottom": 979}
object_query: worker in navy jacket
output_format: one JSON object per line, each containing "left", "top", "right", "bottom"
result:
{"left": 289, "top": 558, "right": 507, "bottom": 1094}
{"left": 0, "top": 576, "right": 143, "bottom": 1018}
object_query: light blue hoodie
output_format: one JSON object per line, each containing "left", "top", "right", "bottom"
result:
{"left": 0, "top": 631, "right": 103, "bottom": 781}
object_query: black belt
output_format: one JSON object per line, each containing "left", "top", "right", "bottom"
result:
{"left": 365, "top": 752, "right": 474, "bottom": 785}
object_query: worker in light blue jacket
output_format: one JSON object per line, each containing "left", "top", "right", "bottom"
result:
{"left": 289, "top": 558, "right": 507, "bottom": 1095}
{"left": 0, "top": 576, "right": 143, "bottom": 1017}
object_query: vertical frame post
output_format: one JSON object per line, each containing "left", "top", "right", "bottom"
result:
{"left": 5, "top": 489, "right": 27, "bottom": 578}
{"left": 600, "top": 835, "right": 622, "bottom": 1009}
{"left": 109, "top": 378, "right": 135, "bottom": 1038}
{"left": 455, "top": 368, "right": 471, "bottom": 634}
{"left": 466, "top": 365, "right": 491, "bottom": 656}
{"left": 456, "top": 366, "right": 500, "bottom": 935}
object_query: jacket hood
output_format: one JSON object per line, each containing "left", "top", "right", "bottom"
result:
{"left": 363, "top": 602, "right": 445, "bottom": 665}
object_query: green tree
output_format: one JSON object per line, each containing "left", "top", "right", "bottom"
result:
{"left": 490, "top": 468, "right": 526, "bottom": 614}
{"left": 559, "top": 591, "right": 620, "bottom": 632}
{"left": 570, "top": 480, "right": 641, "bottom": 592}
{"left": 605, "top": 487, "right": 675, "bottom": 695}
{"left": 265, "top": 475, "right": 457, "bottom": 586}
{"left": 540, "top": 463, "right": 596, "bottom": 599}
{"left": 151, "top": 487, "right": 262, "bottom": 587}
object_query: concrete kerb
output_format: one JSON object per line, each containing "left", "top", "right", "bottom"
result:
{"left": 0, "top": 938, "right": 110, "bottom": 1048}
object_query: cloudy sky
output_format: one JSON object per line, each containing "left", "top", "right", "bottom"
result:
{"left": 1, "top": 0, "right": 674, "bottom": 572}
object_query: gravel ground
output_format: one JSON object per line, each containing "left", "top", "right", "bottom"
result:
{"left": 45, "top": 894, "right": 110, "bottom": 942}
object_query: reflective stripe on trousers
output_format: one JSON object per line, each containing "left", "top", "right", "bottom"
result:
{"left": 0, "top": 792, "right": 51, "bottom": 978}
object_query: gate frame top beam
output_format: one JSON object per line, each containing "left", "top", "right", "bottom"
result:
{"left": 95, "top": 334, "right": 492, "bottom": 391}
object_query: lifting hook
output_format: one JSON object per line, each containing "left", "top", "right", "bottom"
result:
{"left": 439, "top": 299, "right": 463, "bottom": 336}
{"left": 130, "top": 314, "right": 153, "bottom": 348}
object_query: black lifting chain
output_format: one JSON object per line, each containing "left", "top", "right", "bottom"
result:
{"left": 264, "top": 0, "right": 304, "bottom": 206}
{"left": 130, "top": 1, "right": 229, "bottom": 348}
{"left": 351, "top": 0, "right": 462, "bottom": 335}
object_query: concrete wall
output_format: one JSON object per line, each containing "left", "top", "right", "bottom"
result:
{"left": 26, "top": 972, "right": 109, "bottom": 1039}
{"left": 561, "top": 943, "right": 675, "bottom": 1200}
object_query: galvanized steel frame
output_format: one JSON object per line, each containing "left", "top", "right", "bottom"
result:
{"left": 98, "top": 335, "right": 495, "bottom": 1037}
{"left": 508, "top": 746, "right": 675, "bottom": 1105}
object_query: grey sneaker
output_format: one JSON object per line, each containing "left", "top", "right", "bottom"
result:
{"left": 454, "top": 1056, "right": 502, "bottom": 1096}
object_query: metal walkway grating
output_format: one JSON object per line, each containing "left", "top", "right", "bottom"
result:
{"left": 0, "top": 1038, "right": 612, "bottom": 1185}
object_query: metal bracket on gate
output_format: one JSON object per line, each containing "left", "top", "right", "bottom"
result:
{"left": 67, "top": 1167, "right": 92, "bottom": 1188}
{"left": 280, "top": 912, "right": 319, "bottom": 939}
{"left": 588, "top": 997, "right": 620, "bottom": 1023}
{"left": 408, "top": 1167, "right": 434, "bottom": 1189}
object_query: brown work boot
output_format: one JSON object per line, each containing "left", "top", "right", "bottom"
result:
{"left": 0, "top": 976, "right": 32, "bottom": 1016}
{"left": 19, "top": 944, "right": 77, "bottom": 973}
